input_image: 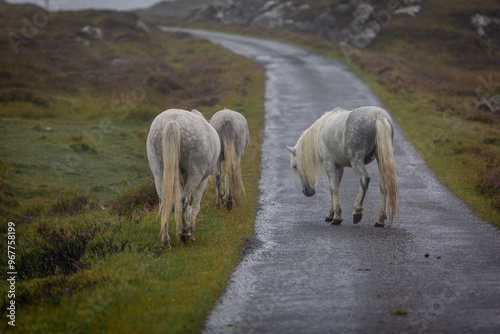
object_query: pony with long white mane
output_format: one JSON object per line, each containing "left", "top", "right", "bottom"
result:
{"left": 287, "top": 106, "right": 399, "bottom": 227}
{"left": 210, "top": 109, "right": 249, "bottom": 211}
{"left": 147, "top": 109, "right": 220, "bottom": 248}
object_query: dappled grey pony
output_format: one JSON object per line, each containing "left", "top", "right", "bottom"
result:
{"left": 147, "top": 109, "right": 220, "bottom": 248}
{"left": 287, "top": 106, "right": 399, "bottom": 226}
{"left": 210, "top": 109, "right": 249, "bottom": 211}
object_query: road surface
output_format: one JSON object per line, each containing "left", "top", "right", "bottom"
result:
{"left": 163, "top": 28, "right": 500, "bottom": 334}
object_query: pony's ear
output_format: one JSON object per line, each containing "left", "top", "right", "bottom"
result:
{"left": 286, "top": 146, "right": 297, "bottom": 156}
{"left": 191, "top": 109, "right": 206, "bottom": 120}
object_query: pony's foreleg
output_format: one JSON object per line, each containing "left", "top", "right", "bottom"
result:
{"left": 325, "top": 162, "right": 344, "bottom": 225}
{"left": 215, "top": 158, "right": 223, "bottom": 208}
{"left": 352, "top": 162, "right": 370, "bottom": 224}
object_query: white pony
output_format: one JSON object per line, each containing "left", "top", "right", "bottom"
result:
{"left": 210, "top": 109, "right": 249, "bottom": 210}
{"left": 287, "top": 106, "right": 399, "bottom": 227}
{"left": 147, "top": 109, "right": 220, "bottom": 248}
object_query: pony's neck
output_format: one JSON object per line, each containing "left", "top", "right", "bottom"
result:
{"left": 297, "top": 110, "right": 337, "bottom": 186}
{"left": 298, "top": 110, "right": 336, "bottom": 151}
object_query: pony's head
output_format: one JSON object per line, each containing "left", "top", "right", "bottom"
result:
{"left": 287, "top": 112, "right": 332, "bottom": 198}
{"left": 191, "top": 109, "right": 207, "bottom": 121}
{"left": 287, "top": 145, "right": 316, "bottom": 197}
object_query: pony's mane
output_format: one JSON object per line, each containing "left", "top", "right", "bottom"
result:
{"left": 295, "top": 109, "right": 339, "bottom": 186}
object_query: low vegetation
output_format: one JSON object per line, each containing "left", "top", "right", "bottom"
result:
{"left": 0, "top": 3, "right": 264, "bottom": 332}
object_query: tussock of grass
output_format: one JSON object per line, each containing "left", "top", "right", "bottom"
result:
{"left": 50, "top": 193, "right": 101, "bottom": 216}
{"left": 108, "top": 180, "right": 158, "bottom": 217}
{"left": 17, "top": 222, "right": 96, "bottom": 279}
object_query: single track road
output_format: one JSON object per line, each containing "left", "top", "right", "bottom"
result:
{"left": 163, "top": 28, "right": 500, "bottom": 334}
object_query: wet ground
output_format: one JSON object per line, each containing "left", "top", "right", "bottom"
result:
{"left": 163, "top": 28, "right": 500, "bottom": 333}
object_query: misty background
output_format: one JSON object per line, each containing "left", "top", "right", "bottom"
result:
{"left": 5, "top": 0, "right": 173, "bottom": 11}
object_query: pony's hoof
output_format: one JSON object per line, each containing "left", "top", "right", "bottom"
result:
{"left": 330, "top": 219, "right": 343, "bottom": 225}
{"left": 226, "top": 201, "right": 233, "bottom": 211}
{"left": 325, "top": 216, "right": 333, "bottom": 222}
{"left": 180, "top": 233, "right": 193, "bottom": 244}
{"left": 161, "top": 235, "right": 171, "bottom": 249}
{"left": 353, "top": 214, "right": 363, "bottom": 224}
{"left": 374, "top": 222, "right": 385, "bottom": 227}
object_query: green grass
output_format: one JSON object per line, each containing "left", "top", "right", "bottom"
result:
{"left": 3, "top": 178, "right": 262, "bottom": 333}
{"left": 0, "top": 3, "right": 264, "bottom": 333}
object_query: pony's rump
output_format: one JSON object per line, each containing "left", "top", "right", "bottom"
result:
{"left": 210, "top": 108, "right": 249, "bottom": 211}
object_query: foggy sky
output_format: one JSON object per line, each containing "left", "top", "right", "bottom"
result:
{"left": 5, "top": 0, "right": 174, "bottom": 11}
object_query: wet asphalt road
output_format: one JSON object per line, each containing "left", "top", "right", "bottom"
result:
{"left": 163, "top": 28, "right": 500, "bottom": 333}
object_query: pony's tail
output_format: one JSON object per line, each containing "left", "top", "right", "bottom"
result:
{"left": 161, "top": 121, "right": 182, "bottom": 237}
{"left": 221, "top": 119, "right": 245, "bottom": 207}
{"left": 375, "top": 116, "right": 399, "bottom": 226}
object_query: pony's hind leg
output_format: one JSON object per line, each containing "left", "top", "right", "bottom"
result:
{"left": 180, "top": 195, "right": 192, "bottom": 244}
{"left": 187, "top": 178, "right": 209, "bottom": 242}
{"left": 160, "top": 197, "right": 171, "bottom": 249}
{"left": 224, "top": 172, "right": 233, "bottom": 211}
{"left": 154, "top": 173, "right": 172, "bottom": 249}
{"left": 161, "top": 217, "right": 171, "bottom": 249}
{"left": 351, "top": 162, "right": 370, "bottom": 224}
{"left": 179, "top": 176, "right": 200, "bottom": 243}
{"left": 325, "top": 161, "right": 344, "bottom": 224}
{"left": 375, "top": 178, "right": 387, "bottom": 227}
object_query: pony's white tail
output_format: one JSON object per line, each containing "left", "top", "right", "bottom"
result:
{"left": 161, "top": 121, "right": 182, "bottom": 236}
{"left": 221, "top": 119, "right": 245, "bottom": 207}
{"left": 375, "top": 116, "right": 399, "bottom": 225}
